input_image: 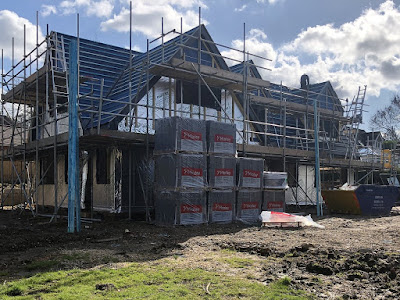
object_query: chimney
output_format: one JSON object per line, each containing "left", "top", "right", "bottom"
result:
{"left": 300, "top": 74, "right": 309, "bottom": 90}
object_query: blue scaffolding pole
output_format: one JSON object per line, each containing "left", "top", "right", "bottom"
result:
{"left": 68, "top": 39, "right": 81, "bottom": 233}
{"left": 314, "top": 97, "right": 322, "bottom": 217}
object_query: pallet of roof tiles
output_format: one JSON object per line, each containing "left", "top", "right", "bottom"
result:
{"left": 208, "top": 189, "right": 235, "bottom": 223}
{"left": 206, "top": 120, "right": 236, "bottom": 156}
{"left": 237, "top": 157, "right": 264, "bottom": 189}
{"left": 208, "top": 156, "right": 237, "bottom": 189}
{"left": 262, "top": 190, "right": 286, "bottom": 212}
{"left": 154, "top": 116, "right": 207, "bottom": 154}
{"left": 154, "top": 190, "right": 207, "bottom": 226}
{"left": 236, "top": 189, "right": 262, "bottom": 224}
{"left": 155, "top": 153, "right": 207, "bottom": 189}
{"left": 263, "top": 171, "right": 288, "bottom": 190}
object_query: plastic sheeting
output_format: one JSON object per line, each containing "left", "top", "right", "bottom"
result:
{"left": 237, "top": 158, "right": 264, "bottom": 188}
{"left": 208, "top": 156, "right": 237, "bottom": 188}
{"left": 208, "top": 190, "right": 235, "bottom": 223}
{"left": 262, "top": 190, "right": 285, "bottom": 212}
{"left": 154, "top": 116, "right": 207, "bottom": 153}
{"left": 155, "top": 154, "right": 207, "bottom": 189}
{"left": 154, "top": 190, "right": 207, "bottom": 225}
{"left": 206, "top": 120, "right": 236, "bottom": 155}
{"left": 236, "top": 189, "right": 262, "bottom": 224}
{"left": 260, "top": 211, "right": 325, "bottom": 229}
{"left": 263, "top": 172, "right": 288, "bottom": 190}
{"left": 285, "top": 165, "right": 324, "bottom": 206}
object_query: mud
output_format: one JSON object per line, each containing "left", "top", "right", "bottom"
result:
{"left": 1, "top": 208, "right": 400, "bottom": 299}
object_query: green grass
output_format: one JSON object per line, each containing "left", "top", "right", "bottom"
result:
{"left": 25, "top": 260, "right": 60, "bottom": 271}
{"left": 61, "top": 252, "right": 91, "bottom": 262}
{"left": 0, "top": 263, "right": 313, "bottom": 299}
{"left": 222, "top": 257, "right": 255, "bottom": 268}
{"left": 220, "top": 248, "right": 237, "bottom": 254}
{"left": 0, "top": 270, "right": 9, "bottom": 277}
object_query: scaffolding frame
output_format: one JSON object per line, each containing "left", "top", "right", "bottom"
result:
{"left": 0, "top": 8, "right": 383, "bottom": 223}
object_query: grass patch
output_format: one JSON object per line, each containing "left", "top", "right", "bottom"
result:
{"left": 0, "top": 270, "right": 9, "bottom": 277}
{"left": 61, "top": 252, "right": 91, "bottom": 262}
{"left": 25, "top": 260, "right": 60, "bottom": 271}
{"left": 5, "top": 285, "right": 24, "bottom": 296}
{"left": 278, "top": 277, "right": 291, "bottom": 286}
{"left": 0, "top": 263, "right": 313, "bottom": 299}
{"left": 220, "top": 248, "right": 237, "bottom": 254}
{"left": 222, "top": 257, "right": 255, "bottom": 268}
{"left": 310, "top": 276, "right": 322, "bottom": 284}
{"left": 101, "top": 256, "right": 120, "bottom": 264}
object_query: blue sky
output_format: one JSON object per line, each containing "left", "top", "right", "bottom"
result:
{"left": 1, "top": 0, "right": 399, "bottom": 129}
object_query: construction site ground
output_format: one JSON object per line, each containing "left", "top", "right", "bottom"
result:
{"left": 1, "top": 208, "right": 400, "bottom": 299}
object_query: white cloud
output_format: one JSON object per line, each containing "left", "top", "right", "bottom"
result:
{"left": 100, "top": 0, "right": 207, "bottom": 38}
{"left": 234, "top": 5, "right": 247, "bottom": 12}
{"left": 132, "top": 45, "right": 142, "bottom": 52}
{"left": 41, "top": 5, "right": 57, "bottom": 17}
{"left": 256, "top": 0, "right": 285, "bottom": 5}
{"left": 221, "top": 28, "right": 277, "bottom": 68}
{"left": 268, "top": 0, "right": 284, "bottom": 4}
{"left": 223, "top": 0, "right": 400, "bottom": 102}
{"left": 60, "top": 0, "right": 114, "bottom": 18}
{"left": 0, "top": 10, "right": 45, "bottom": 62}
{"left": 87, "top": 0, "right": 114, "bottom": 18}
{"left": 124, "top": 44, "right": 143, "bottom": 52}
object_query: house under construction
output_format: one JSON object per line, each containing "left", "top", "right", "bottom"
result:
{"left": 0, "top": 16, "right": 384, "bottom": 224}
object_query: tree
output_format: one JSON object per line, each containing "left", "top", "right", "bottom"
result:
{"left": 370, "top": 95, "right": 400, "bottom": 141}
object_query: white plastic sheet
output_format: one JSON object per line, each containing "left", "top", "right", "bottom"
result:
{"left": 260, "top": 211, "right": 325, "bottom": 228}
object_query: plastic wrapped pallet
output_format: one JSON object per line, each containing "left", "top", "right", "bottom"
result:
{"left": 263, "top": 172, "right": 288, "bottom": 190}
{"left": 206, "top": 120, "right": 236, "bottom": 155}
{"left": 154, "top": 117, "right": 206, "bottom": 153}
{"left": 155, "top": 154, "right": 207, "bottom": 189}
{"left": 236, "top": 189, "right": 262, "bottom": 224}
{"left": 208, "top": 156, "right": 236, "bottom": 188}
{"left": 237, "top": 158, "right": 264, "bottom": 188}
{"left": 262, "top": 190, "right": 285, "bottom": 212}
{"left": 155, "top": 190, "right": 207, "bottom": 225}
{"left": 208, "top": 190, "right": 235, "bottom": 223}
{"left": 154, "top": 190, "right": 177, "bottom": 226}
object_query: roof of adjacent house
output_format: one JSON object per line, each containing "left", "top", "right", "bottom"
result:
{"left": 230, "top": 61, "right": 344, "bottom": 113}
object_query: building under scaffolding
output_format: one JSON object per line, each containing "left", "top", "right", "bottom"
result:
{"left": 0, "top": 17, "right": 385, "bottom": 224}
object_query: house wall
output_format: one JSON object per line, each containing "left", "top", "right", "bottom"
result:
{"left": 2, "top": 126, "right": 25, "bottom": 146}
{"left": 118, "top": 76, "right": 248, "bottom": 143}
{"left": 348, "top": 168, "right": 356, "bottom": 185}
{"left": 35, "top": 149, "right": 119, "bottom": 212}
{"left": 42, "top": 112, "right": 83, "bottom": 138}
{"left": 286, "top": 165, "right": 319, "bottom": 205}
{"left": 0, "top": 158, "right": 33, "bottom": 184}
{"left": 36, "top": 154, "right": 68, "bottom": 208}
{"left": 286, "top": 165, "right": 355, "bottom": 205}
{"left": 92, "top": 147, "right": 120, "bottom": 212}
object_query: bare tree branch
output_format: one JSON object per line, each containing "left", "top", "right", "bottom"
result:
{"left": 370, "top": 95, "right": 400, "bottom": 141}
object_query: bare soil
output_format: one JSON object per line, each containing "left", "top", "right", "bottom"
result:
{"left": 1, "top": 208, "right": 400, "bottom": 299}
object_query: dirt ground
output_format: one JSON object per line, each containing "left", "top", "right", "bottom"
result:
{"left": 1, "top": 208, "right": 400, "bottom": 299}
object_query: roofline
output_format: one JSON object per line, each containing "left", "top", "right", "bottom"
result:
{"left": 50, "top": 31, "right": 143, "bottom": 56}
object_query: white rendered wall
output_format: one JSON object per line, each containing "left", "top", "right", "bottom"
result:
{"left": 118, "top": 77, "right": 252, "bottom": 145}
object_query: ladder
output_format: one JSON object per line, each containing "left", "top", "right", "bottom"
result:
{"left": 344, "top": 85, "right": 367, "bottom": 160}
{"left": 48, "top": 32, "right": 69, "bottom": 111}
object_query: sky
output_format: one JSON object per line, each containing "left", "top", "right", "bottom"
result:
{"left": 1, "top": 0, "right": 400, "bottom": 130}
